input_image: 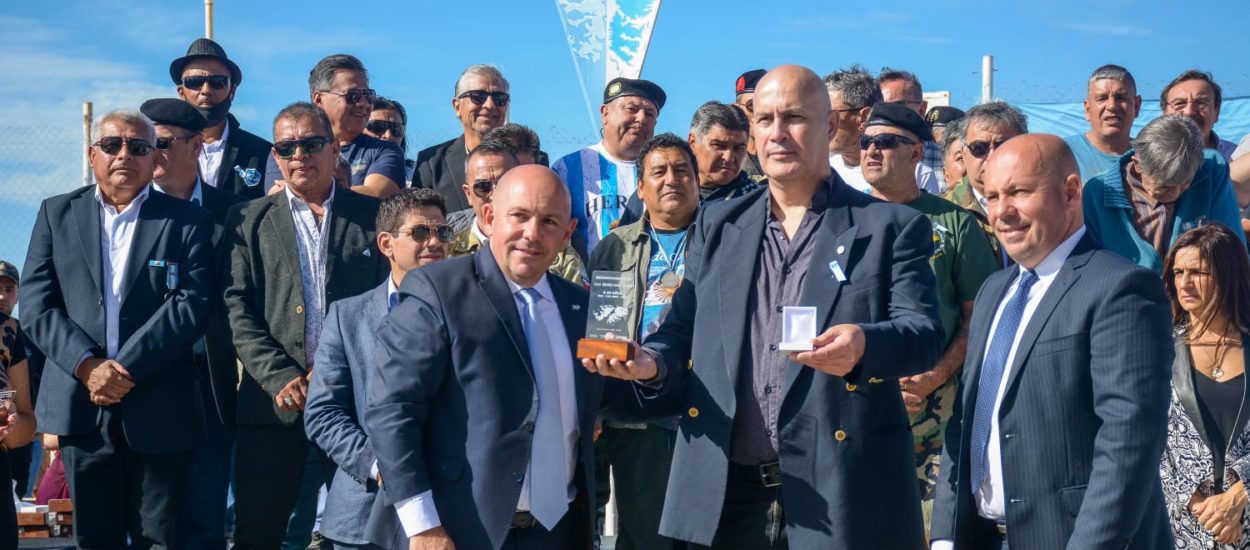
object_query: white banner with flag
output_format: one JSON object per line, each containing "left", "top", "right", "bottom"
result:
{"left": 555, "top": 0, "right": 662, "bottom": 132}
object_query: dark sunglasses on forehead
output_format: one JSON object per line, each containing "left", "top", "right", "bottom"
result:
{"left": 471, "top": 179, "right": 498, "bottom": 199}
{"left": 858, "top": 133, "right": 918, "bottom": 151}
{"left": 93, "top": 137, "right": 153, "bottom": 156}
{"left": 154, "top": 134, "right": 198, "bottom": 150}
{"left": 965, "top": 139, "right": 1010, "bottom": 159}
{"left": 393, "top": 224, "right": 454, "bottom": 243}
{"left": 272, "top": 136, "right": 330, "bottom": 159}
{"left": 366, "top": 119, "right": 405, "bottom": 137}
{"left": 324, "top": 88, "right": 377, "bottom": 106}
{"left": 182, "top": 75, "right": 231, "bottom": 90}
{"left": 457, "top": 90, "right": 511, "bottom": 107}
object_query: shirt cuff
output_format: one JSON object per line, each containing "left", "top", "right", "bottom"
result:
{"left": 394, "top": 491, "right": 441, "bottom": 538}
{"left": 931, "top": 539, "right": 954, "bottom": 550}
{"left": 370, "top": 460, "right": 379, "bottom": 480}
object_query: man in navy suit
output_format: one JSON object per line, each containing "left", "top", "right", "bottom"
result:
{"left": 929, "top": 135, "right": 1174, "bottom": 549}
{"left": 21, "top": 109, "right": 215, "bottom": 548}
{"left": 366, "top": 165, "right": 628, "bottom": 549}
{"left": 586, "top": 65, "right": 946, "bottom": 549}
{"left": 305, "top": 187, "right": 451, "bottom": 549}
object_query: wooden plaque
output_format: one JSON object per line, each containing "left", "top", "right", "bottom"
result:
{"left": 577, "top": 338, "right": 635, "bottom": 361}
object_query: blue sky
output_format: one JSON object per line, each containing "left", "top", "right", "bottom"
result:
{"left": 1, "top": 0, "right": 1248, "bottom": 269}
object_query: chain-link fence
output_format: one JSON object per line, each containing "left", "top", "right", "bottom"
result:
{"left": 0, "top": 126, "right": 87, "bottom": 278}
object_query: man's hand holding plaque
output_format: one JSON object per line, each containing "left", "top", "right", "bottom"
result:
{"left": 580, "top": 334, "right": 658, "bottom": 381}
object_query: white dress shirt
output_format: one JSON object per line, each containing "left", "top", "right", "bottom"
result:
{"left": 95, "top": 185, "right": 150, "bottom": 361}
{"left": 199, "top": 122, "right": 229, "bottom": 187}
{"left": 285, "top": 186, "right": 334, "bottom": 369}
{"left": 393, "top": 274, "right": 580, "bottom": 537}
{"left": 931, "top": 226, "right": 1086, "bottom": 550}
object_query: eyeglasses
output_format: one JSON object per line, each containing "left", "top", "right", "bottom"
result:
{"left": 457, "top": 90, "right": 511, "bottom": 107}
{"left": 1167, "top": 99, "right": 1212, "bottom": 112}
{"left": 471, "top": 179, "right": 498, "bottom": 199}
{"left": 182, "top": 75, "right": 231, "bottom": 90}
{"left": 393, "top": 224, "right": 454, "bottom": 243}
{"left": 323, "top": 88, "right": 377, "bottom": 106}
{"left": 366, "top": 120, "right": 405, "bottom": 137}
{"left": 859, "top": 133, "right": 918, "bottom": 151}
{"left": 154, "top": 134, "right": 198, "bottom": 150}
{"left": 965, "top": 139, "right": 1009, "bottom": 159}
{"left": 273, "top": 136, "right": 330, "bottom": 159}
{"left": 93, "top": 137, "right": 153, "bottom": 156}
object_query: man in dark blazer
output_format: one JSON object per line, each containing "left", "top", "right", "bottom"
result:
{"left": 414, "top": 64, "right": 512, "bottom": 214}
{"left": 304, "top": 188, "right": 450, "bottom": 549}
{"left": 140, "top": 97, "right": 248, "bottom": 549}
{"left": 21, "top": 109, "right": 215, "bottom": 548}
{"left": 929, "top": 135, "right": 1174, "bottom": 549}
{"left": 585, "top": 65, "right": 946, "bottom": 549}
{"left": 366, "top": 165, "right": 629, "bottom": 549}
{"left": 223, "top": 102, "right": 386, "bottom": 548}
{"left": 172, "top": 37, "right": 271, "bottom": 198}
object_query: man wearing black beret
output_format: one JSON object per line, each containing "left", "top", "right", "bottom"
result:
{"left": 140, "top": 97, "right": 247, "bottom": 550}
{"left": 552, "top": 77, "right": 665, "bottom": 258}
{"left": 171, "top": 38, "right": 272, "bottom": 199}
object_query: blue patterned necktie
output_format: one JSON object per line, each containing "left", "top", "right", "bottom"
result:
{"left": 970, "top": 269, "right": 1039, "bottom": 496}
{"left": 516, "top": 288, "right": 569, "bottom": 529}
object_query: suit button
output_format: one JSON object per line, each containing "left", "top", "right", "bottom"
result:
{"left": 295, "top": 305, "right": 304, "bottom": 314}
{"left": 687, "top": 361, "right": 694, "bottom": 370}
{"left": 513, "top": 473, "right": 524, "bottom": 485}
{"left": 294, "top": 341, "right": 303, "bottom": 349}
{"left": 845, "top": 383, "right": 857, "bottom": 392}
{"left": 523, "top": 421, "right": 535, "bottom": 433}
{"left": 868, "top": 377, "right": 884, "bottom": 384}
{"left": 688, "top": 407, "right": 699, "bottom": 418}
{"left": 834, "top": 430, "right": 847, "bottom": 441}
{"left": 768, "top": 344, "right": 777, "bottom": 351}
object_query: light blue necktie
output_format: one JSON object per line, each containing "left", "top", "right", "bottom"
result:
{"left": 517, "top": 288, "right": 569, "bottom": 529}
{"left": 970, "top": 269, "right": 1039, "bottom": 496}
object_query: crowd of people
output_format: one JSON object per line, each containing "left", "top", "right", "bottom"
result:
{"left": 2, "top": 35, "right": 1250, "bottom": 550}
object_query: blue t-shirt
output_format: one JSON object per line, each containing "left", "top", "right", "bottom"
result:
{"left": 1063, "top": 133, "right": 1122, "bottom": 183}
{"left": 638, "top": 228, "right": 687, "bottom": 339}
{"left": 265, "top": 133, "right": 406, "bottom": 191}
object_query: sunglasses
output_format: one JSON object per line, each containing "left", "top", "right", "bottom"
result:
{"left": 394, "top": 224, "right": 454, "bottom": 243}
{"left": 457, "top": 90, "right": 510, "bottom": 107}
{"left": 154, "top": 134, "right": 197, "bottom": 150}
{"left": 273, "top": 136, "right": 330, "bottom": 159}
{"left": 471, "top": 179, "right": 498, "bottom": 199}
{"left": 859, "top": 133, "right": 918, "bottom": 151}
{"left": 965, "top": 139, "right": 1009, "bottom": 159}
{"left": 324, "top": 88, "right": 377, "bottom": 106}
{"left": 366, "top": 120, "right": 405, "bottom": 137}
{"left": 93, "top": 137, "right": 153, "bottom": 156}
{"left": 182, "top": 75, "right": 231, "bottom": 90}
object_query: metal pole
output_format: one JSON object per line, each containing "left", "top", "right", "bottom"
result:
{"left": 83, "top": 102, "right": 93, "bottom": 187}
{"left": 981, "top": 55, "right": 993, "bottom": 103}
{"left": 205, "top": 0, "right": 214, "bottom": 39}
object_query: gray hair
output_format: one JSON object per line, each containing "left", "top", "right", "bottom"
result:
{"left": 877, "top": 67, "right": 923, "bottom": 96}
{"left": 690, "top": 100, "right": 749, "bottom": 137}
{"left": 93, "top": 109, "right": 155, "bottom": 141}
{"left": 1133, "top": 115, "right": 1205, "bottom": 188}
{"left": 271, "top": 102, "right": 334, "bottom": 140}
{"left": 1088, "top": 64, "right": 1137, "bottom": 92}
{"left": 823, "top": 65, "right": 882, "bottom": 110}
{"left": 964, "top": 101, "right": 1028, "bottom": 136}
{"left": 940, "top": 117, "right": 967, "bottom": 156}
{"left": 454, "top": 64, "right": 509, "bottom": 97}
{"left": 308, "top": 54, "right": 367, "bottom": 95}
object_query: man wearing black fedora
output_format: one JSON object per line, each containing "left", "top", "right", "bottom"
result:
{"left": 172, "top": 38, "right": 272, "bottom": 200}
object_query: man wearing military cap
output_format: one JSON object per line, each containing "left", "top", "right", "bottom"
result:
{"left": 172, "top": 38, "right": 272, "bottom": 199}
{"left": 926, "top": 106, "right": 965, "bottom": 144}
{"left": 553, "top": 77, "right": 665, "bottom": 257}
{"left": 735, "top": 69, "right": 767, "bottom": 181}
{"left": 860, "top": 103, "right": 998, "bottom": 536}
{"left": 140, "top": 97, "right": 247, "bottom": 549}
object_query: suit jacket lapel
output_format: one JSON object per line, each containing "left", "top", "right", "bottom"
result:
{"left": 324, "top": 192, "right": 353, "bottom": 289}
{"left": 549, "top": 278, "right": 590, "bottom": 419}
{"left": 718, "top": 192, "right": 767, "bottom": 396}
{"left": 962, "top": 271, "right": 1014, "bottom": 407}
{"left": 263, "top": 193, "right": 302, "bottom": 293}
{"left": 474, "top": 250, "right": 532, "bottom": 375}
{"left": 120, "top": 193, "right": 169, "bottom": 306}
{"left": 71, "top": 191, "right": 104, "bottom": 295}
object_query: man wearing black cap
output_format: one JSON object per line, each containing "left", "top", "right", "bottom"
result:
{"left": 860, "top": 103, "right": 999, "bottom": 536}
{"left": 552, "top": 77, "right": 665, "bottom": 257}
{"left": 735, "top": 69, "right": 767, "bottom": 181}
{"left": 926, "top": 106, "right": 965, "bottom": 145}
{"left": 140, "top": 97, "right": 246, "bottom": 550}
{"left": 172, "top": 38, "right": 272, "bottom": 199}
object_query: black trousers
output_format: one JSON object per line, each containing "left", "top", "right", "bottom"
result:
{"left": 690, "top": 463, "right": 788, "bottom": 550}
{"left": 0, "top": 449, "right": 16, "bottom": 548}
{"left": 232, "top": 424, "right": 333, "bottom": 550}
{"left": 60, "top": 410, "right": 190, "bottom": 550}
{"left": 502, "top": 509, "right": 584, "bottom": 550}
{"left": 593, "top": 424, "right": 678, "bottom": 550}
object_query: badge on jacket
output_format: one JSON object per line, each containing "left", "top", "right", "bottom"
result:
{"left": 234, "top": 165, "right": 261, "bottom": 187}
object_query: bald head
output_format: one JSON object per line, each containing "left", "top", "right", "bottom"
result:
{"left": 982, "top": 134, "right": 1083, "bottom": 269}
{"left": 752, "top": 65, "right": 835, "bottom": 188}
{"left": 484, "top": 165, "right": 577, "bottom": 286}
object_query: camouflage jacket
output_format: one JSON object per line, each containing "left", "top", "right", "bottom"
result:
{"left": 941, "top": 177, "right": 1003, "bottom": 266}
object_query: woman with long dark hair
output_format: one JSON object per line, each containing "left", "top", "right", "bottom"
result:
{"left": 1161, "top": 222, "right": 1250, "bottom": 547}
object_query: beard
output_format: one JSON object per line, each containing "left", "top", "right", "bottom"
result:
{"left": 195, "top": 98, "right": 233, "bottom": 125}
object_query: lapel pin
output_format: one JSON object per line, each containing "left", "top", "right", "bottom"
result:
{"left": 836, "top": 245, "right": 845, "bottom": 255}
{"left": 362, "top": 249, "right": 371, "bottom": 257}
{"left": 572, "top": 304, "right": 582, "bottom": 311}
{"left": 829, "top": 260, "right": 847, "bottom": 282}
